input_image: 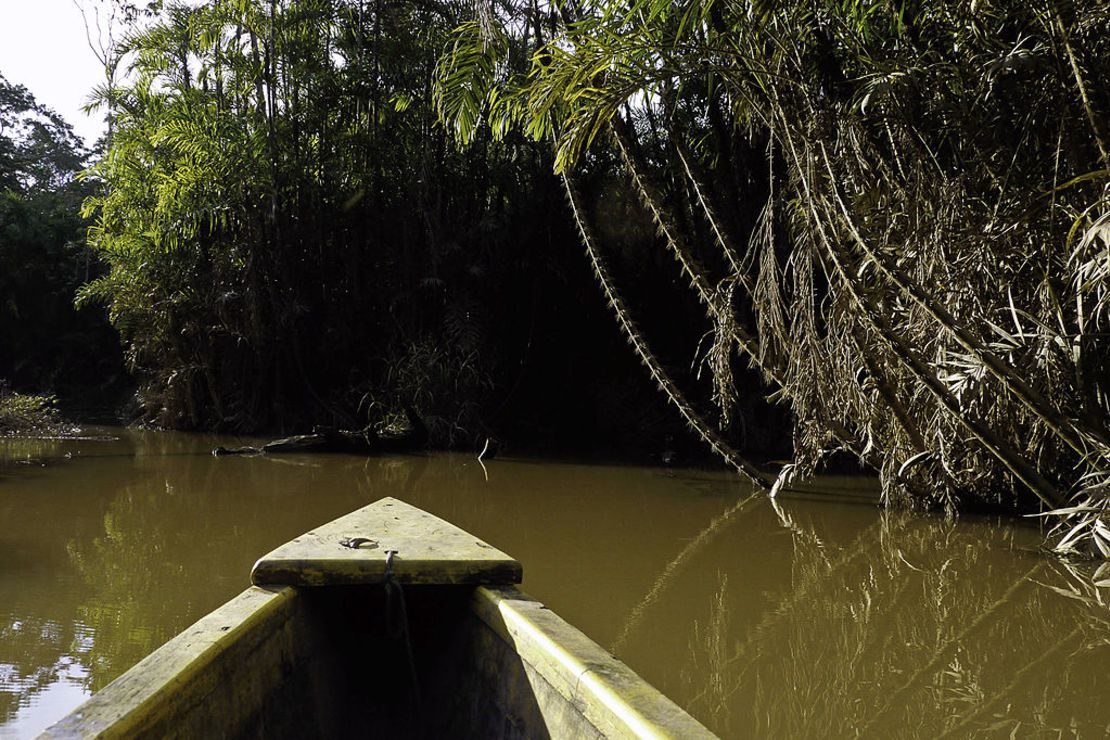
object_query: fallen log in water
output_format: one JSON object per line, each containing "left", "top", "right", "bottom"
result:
{"left": 213, "top": 406, "right": 428, "bottom": 457}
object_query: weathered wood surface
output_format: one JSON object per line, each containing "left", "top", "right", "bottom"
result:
{"left": 44, "top": 498, "right": 716, "bottom": 739}
{"left": 250, "top": 496, "right": 522, "bottom": 587}
{"left": 41, "top": 586, "right": 304, "bottom": 739}
{"left": 469, "top": 586, "right": 717, "bottom": 739}
{"left": 43, "top": 584, "right": 717, "bottom": 740}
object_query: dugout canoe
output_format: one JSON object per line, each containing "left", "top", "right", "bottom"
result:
{"left": 43, "top": 497, "right": 715, "bottom": 739}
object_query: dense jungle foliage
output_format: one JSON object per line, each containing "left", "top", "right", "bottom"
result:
{"left": 434, "top": 0, "right": 1110, "bottom": 553}
{"left": 81, "top": 0, "right": 540, "bottom": 438}
{"left": 9, "top": 0, "right": 1110, "bottom": 552}
{"left": 0, "top": 73, "right": 122, "bottom": 406}
{"left": 73, "top": 0, "right": 742, "bottom": 457}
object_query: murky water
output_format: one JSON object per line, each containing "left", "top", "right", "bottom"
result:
{"left": 2, "top": 429, "right": 1109, "bottom": 738}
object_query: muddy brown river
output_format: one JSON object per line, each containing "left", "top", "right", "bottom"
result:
{"left": 2, "top": 428, "right": 1109, "bottom": 737}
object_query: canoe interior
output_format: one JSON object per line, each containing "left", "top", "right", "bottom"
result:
{"left": 44, "top": 582, "right": 714, "bottom": 739}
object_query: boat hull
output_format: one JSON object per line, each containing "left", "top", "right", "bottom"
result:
{"left": 44, "top": 582, "right": 715, "bottom": 738}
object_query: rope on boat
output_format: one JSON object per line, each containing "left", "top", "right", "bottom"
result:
{"left": 382, "top": 549, "right": 421, "bottom": 705}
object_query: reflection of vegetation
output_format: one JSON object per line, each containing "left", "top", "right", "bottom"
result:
{"left": 680, "top": 573, "right": 732, "bottom": 734}
{"left": 0, "top": 436, "right": 71, "bottom": 464}
{"left": 610, "top": 493, "right": 760, "bottom": 652}
{"left": 60, "top": 448, "right": 375, "bottom": 691}
{"left": 665, "top": 501, "right": 1110, "bottom": 737}
{"left": 8, "top": 444, "right": 1110, "bottom": 737}
{"left": 65, "top": 490, "right": 187, "bottom": 691}
{"left": 0, "top": 618, "right": 84, "bottom": 724}
{"left": 1, "top": 436, "right": 432, "bottom": 730}
{"left": 65, "top": 485, "right": 249, "bottom": 689}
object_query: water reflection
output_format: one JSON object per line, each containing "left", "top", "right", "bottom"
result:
{"left": 663, "top": 505, "right": 1110, "bottom": 738}
{"left": 1, "top": 430, "right": 1109, "bottom": 737}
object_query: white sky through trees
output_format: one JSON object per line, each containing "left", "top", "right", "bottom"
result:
{"left": 0, "top": 0, "right": 109, "bottom": 147}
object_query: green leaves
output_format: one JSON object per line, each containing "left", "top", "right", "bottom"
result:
{"left": 435, "top": 3, "right": 676, "bottom": 170}
{"left": 75, "top": 0, "right": 558, "bottom": 433}
{"left": 0, "top": 73, "right": 103, "bottom": 388}
{"left": 433, "top": 20, "right": 508, "bottom": 145}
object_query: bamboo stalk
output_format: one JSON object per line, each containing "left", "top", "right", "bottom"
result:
{"left": 851, "top": 330, "right": 927, "bottom": 453}
{"left": 562, "top": 173, "right": 771, "bottom": 489}
{"left": 609, "top": 115, "right": 913, "bottom": 485}
{"left": 823, "top": 221, "right": 1064, "bottom": 510}
{"left": 670, "top": 129, "right": 745, "bottom": 278}
{"left": 1052, "top": 9, "right": 1110, "bottom": 172}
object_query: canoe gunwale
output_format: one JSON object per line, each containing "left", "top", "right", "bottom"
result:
{"left": 40, "top": 586, "right": 298, "bottom": 739}
{"left": 41, "top": 498, "right": 718, "bottom": 739}
{"left": 472, "top": 585, "right": 716, "bottom": 739}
